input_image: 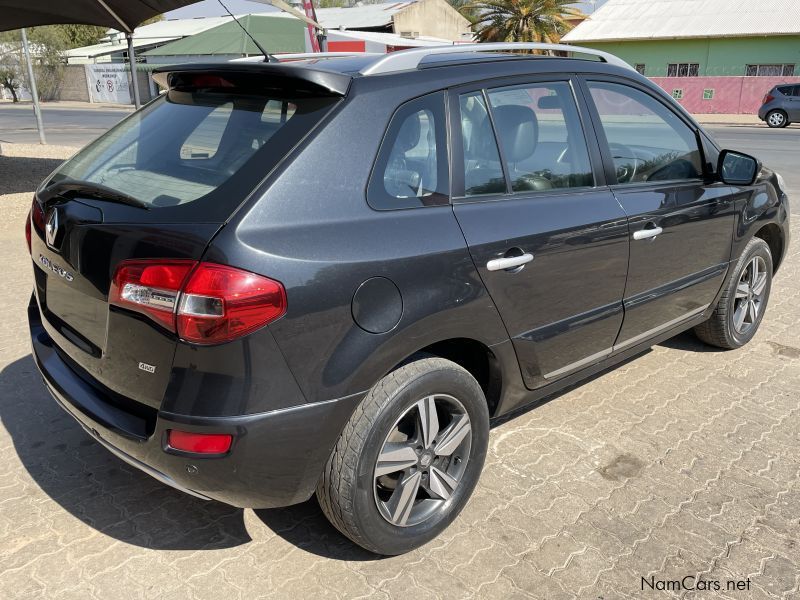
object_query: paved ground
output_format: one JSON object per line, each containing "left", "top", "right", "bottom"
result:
{"left": 1, "top": 143, "right": 799, "bottom": 599}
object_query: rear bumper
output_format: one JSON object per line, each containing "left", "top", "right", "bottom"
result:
{"left": 29, "top": 301, "right": 363, "bottom": 509}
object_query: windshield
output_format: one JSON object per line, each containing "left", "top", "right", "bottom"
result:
{"left": 46, "top": 88, "right": 339, "bottom": 219}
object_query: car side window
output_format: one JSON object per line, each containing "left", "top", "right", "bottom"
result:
{"left": 459, "top": 91, "right": 507, "bottom": 196}
{"left": 587, "top": 81, "right": 703, "bottom": 184}
{"left": 367, "top": 92, "right": 448, "bottom": 210}
{"left": 486, "top": 82, "right": 594, "bottom": 192}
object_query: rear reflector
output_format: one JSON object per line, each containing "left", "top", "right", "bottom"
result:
{"left": 109, "top": 259, "right": 287, "bottom": 344}
{"left": 167, "top": 430, "right": 232, "bottom": 454}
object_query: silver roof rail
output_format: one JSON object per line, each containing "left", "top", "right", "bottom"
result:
{"left": 232, "top": 52, "right": 381, "bottom": 63}
{"left": 359, "top": 42, "right": 633, "bottom": 76}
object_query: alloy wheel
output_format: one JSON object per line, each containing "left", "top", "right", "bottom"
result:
{"left": 373, "top": 394, "right": 472, "bottom": 527}
{"left": 733, "top": 255, "right": 768, "bottom": 335}
{"left": 767, "top": 112, "right": 786, "bottom": 127}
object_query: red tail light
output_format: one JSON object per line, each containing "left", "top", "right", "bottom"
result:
{"left": 167, "top": 430, "right": 232, "bottom": 454}
{"left": 763, "top": 94, "right": 775, "bottom": 104}
{"left": 27, "top": 199, "right": 45, "bottom": 254}
{"left": 109, "top": 260, "right": 287, "bottom": 345}
{"left": 25, "top": 210, "right": 32, "bottom": 254}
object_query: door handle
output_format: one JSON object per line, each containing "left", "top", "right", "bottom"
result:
{"left": 633, "top": 225, "right": 663, "bottom": 241}
{"left": 486, "top": 253, "right": 534, "bottom": 272}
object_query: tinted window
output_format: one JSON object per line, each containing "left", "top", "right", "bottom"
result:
{"left": 49, "top": 90, "right": 336, "bottom": 215}
{"left": 368, "top": 93, "right": 448, "bottom": 209}
{"left": 459, "top": 91, "right": 506, "bottom": 196}
{"left": 777, "top": 85, "right": 798, "bottom": 97}
{"left": 588, "top": 82, "right": 703, "bottom": 184}
{"left": 487, "top": 82, "right": 593, "bottom": 192}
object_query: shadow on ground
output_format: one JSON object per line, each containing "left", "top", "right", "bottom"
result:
{"left": 0, "top": 156, "right": 64, "bottom": 195}
{"left": 658, "top": 330, "right": 727, "bottom": 353}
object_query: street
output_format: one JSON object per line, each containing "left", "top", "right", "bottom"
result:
{"left": 0, "top": 103, "right": 132, "bottom": 148}
{"left": 1, "top": 102, "right": 797, "bottom": 206}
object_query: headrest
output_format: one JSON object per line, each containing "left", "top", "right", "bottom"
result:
{"left": 492, "top": 104, "right": 538, "bottom": 163}
{"left": 396, "top": 112, "right": 422, "bottom": 152}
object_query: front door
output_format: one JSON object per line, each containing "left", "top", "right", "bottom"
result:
{"left": 450, "top": 78, "right": 629, "bottom": 390}
{"left": 582, "top": 79, "right": 736, "bottom": 349}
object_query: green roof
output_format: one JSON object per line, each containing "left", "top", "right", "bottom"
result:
{"left": 143, "top": 15, "right": 306, "bottom": 56}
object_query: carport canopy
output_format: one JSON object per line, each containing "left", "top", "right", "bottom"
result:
{"left": 0, "top": 0, "right": 205, "bottom": 142}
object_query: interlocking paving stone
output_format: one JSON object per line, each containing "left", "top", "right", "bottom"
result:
{"left": 1, "top": 145, "right": 798, "bottom": 599}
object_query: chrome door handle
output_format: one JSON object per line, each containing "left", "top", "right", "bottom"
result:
{"left": 486, "top": 253, "right": 534, "bottom": 271}
{"left": 633, "top": 226, "right": 663, "bottom": 241}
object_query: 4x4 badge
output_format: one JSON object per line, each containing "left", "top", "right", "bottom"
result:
{"left": 45, "top": 209, "right": 59, "bottom": 249}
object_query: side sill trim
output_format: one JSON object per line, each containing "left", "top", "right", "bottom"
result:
{"left": 541, "top": 303, "right": 710, "bottom": 381}
{"left": 543, "top": 347, "right": 612, "bottom": 380}
{"left": 613, "top": 304, "right": 709, "bottom": 353}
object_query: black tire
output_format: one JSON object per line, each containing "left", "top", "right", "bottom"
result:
{"left": 694, "top": 237, "right": 772, "bottom": 349}
{"left": 316, "top": 357, "right": 489, "bottom": 555}
{"left": 765, "top": 110, "right": 788, "bottom": 128}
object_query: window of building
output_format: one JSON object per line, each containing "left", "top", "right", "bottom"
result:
{"left": 703, "top": 89, "right": 714, "bottom": 100}
{"left": 667, "top": 63, "right": 699, "bottom": 77}
{"left": 634, "top": 63, "right": 646, "bottom": 75}
{"left": 587, "top": 81, "right": 703, "bottom": 185}
{"left": 745, "top": 64, "right": 795, "bottom": 77}
{"left": 672, "top": 89, "right": 684, "bottom": 100}
{"left": 367, "top": 92, "right": 449, "bottom": 209}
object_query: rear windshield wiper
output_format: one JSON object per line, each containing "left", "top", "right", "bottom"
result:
{"left": 42, "top": 179, "right": 149, "bottom": 210}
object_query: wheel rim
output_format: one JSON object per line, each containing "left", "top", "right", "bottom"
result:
{"left": 373, "top": 394, "right": 472, "bottom": 527}
{"left": 733, "top": 255, "right": 768, "bottom": 335}
{"left": 768, "top": 112, "right": 785, "bottom": 126}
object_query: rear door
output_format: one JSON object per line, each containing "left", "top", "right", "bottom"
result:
{"left": 31, "top": 79, "right": 339, "bottom": 410}
{"left": 581, "top": 78, "right": 736, "bottom": 349}
{"left": 450, "top": 77, "right": 630, "bottom": 389}
{"left": 786, "top": 85, "right": 800, "bottom": 120}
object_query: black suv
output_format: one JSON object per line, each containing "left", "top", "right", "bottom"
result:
{"left": 27, "top": 43, "right": 790, "bottom": 555}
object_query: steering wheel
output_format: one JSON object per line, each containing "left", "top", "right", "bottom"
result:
{"left": 608, "top": 143, "right": 640, "bottom": 183}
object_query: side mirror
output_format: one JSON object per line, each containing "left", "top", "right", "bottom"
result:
{"left": 718, "top": 149, "right": 761, "bottom": 186}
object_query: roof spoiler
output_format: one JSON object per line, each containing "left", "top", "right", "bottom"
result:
{"left": 152, "top": 63, "right": 351, "bottom": 96}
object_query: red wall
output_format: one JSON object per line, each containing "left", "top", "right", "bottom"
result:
{"left": 650, "top": 76, "right": 800, "bottom": 114}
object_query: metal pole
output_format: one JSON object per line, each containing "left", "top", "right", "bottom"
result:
{"left": 126, "top": 33, "right": 141, "bottom": 109}
{"left": 20, "top": 28, "right": 46, "bottom": 145}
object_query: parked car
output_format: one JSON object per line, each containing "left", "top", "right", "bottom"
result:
{"left": 758, "top": 84, "right": 800, "bottom": 127}
{"left": 27, "top": 43, "right": 791, "bottom": 555}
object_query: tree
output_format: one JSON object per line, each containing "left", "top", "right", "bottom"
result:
{"left": 56, "top": 24, "right": 108, "bottom": 48}
{"left": 460, "top": 0, "right": 580, "bottom": 43}
{"left": 0, "top": 27, "right": 66, "bottom": 101}
{"left": 0, "top": 56, "right": 22, "bottom": 102}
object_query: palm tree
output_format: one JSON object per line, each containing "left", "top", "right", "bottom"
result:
{"left": 460, "top": 0, "right": 581, "bottom": 44}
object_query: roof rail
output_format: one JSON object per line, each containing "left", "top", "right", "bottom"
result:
{"left": 359, "top": 42, "right": 634, "bottom": 76}
{"left": 231, "top": 52, "right": 381, "bottom": 63}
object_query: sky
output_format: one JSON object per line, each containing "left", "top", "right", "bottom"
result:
{"left": 165, "top": 0, "right": 606, "bottom": 19}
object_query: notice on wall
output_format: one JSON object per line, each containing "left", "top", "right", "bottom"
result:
{"left": 85, "top": 64, "right": 131, "bottom": 104}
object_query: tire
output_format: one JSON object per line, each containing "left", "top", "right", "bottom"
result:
{"left": 694, "top": 237, "right": 772, "bottom": 349}
{"left": 316, "top": 356, "right": 489, "bottom": 555}
{"left": 765, "top": 110, "right": 788, "bottom": 128}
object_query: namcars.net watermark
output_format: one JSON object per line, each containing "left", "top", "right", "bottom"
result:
{"left": 642, "top": 575, "right": 751, "bottom": 593}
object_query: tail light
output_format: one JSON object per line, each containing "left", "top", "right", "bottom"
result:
{"left": 25, "top": 210, "right": 32, "bottom": 254}
{"left": 26, "top": 199, "right": 45, "bottom": 254}
{"left": 109, "top": 259, "right": 287, "bottom": 345}
{"left": 763, "top": 94, "right": 775, "bottom": 104}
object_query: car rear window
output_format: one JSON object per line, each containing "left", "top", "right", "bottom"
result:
{"left": 46, "top": 88, "right": 338, "bottom": 220}
{"left": 776, "top": 85, "right": 797, "bottom": 96}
